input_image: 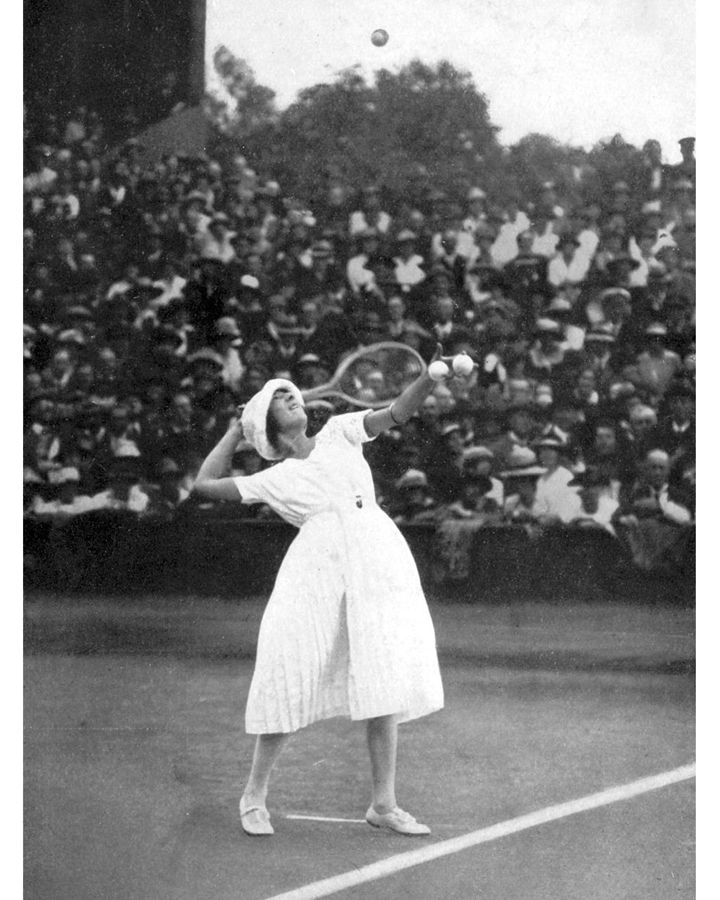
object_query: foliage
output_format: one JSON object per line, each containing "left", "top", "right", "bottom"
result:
{"left": 586, "top": 133, "right": 646, "bottom": 194}
{"left": 207, "top": 52, "right": 504, "bottom": 207}
{"left": 205, "top": 49, "right": 653, "bottom": 212}
{"left": 206, "top": 46, "right": 278, "bottom": 140}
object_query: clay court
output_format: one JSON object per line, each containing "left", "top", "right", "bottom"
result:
{"left": 24, "top": 594, "right": 694, "bottom": 899}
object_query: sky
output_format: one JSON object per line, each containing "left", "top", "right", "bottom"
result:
{"left": 205, "top": 0, "right": 695, "bottom": 163}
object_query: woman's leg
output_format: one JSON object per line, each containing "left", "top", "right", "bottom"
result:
{"left": 242, "top": 732, "right": 290, "bottom": 807}
{"left": 366, "top": 714, "right": 398, "bottom": 813}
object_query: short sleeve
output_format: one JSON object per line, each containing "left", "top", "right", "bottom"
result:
{"left": 233, "top": 465, "right": 291, "bottom": 506}
{"left": 330, "top": 411, "right": 377, "bottom": 446}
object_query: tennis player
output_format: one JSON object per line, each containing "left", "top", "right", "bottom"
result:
{"left": 193, "top": 346, "right": 449, "bottom": 836}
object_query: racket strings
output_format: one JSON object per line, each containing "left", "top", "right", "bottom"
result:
{"left": 338, "top": 347, "right": 424, "bottom": 404}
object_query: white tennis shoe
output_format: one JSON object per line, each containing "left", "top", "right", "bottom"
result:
{"left": 239, "top": 796, "right": 274, "bottom": 836}
{"left": 365, "top": 806, "right": 431, "bottom": 836}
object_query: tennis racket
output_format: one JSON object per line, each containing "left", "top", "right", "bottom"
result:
{"left": 301, "top": 342, "right": 427, "bottom": 408}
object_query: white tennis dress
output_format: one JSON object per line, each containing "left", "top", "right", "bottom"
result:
{"left": 233, "top": 411, "right": 444, "bottom": 734}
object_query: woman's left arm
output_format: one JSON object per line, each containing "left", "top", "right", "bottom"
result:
{"left": 364, "top": 344, "right": 454, "bottom": 437}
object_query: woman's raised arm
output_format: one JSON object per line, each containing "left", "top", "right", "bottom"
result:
{"left": 192, "top": 417, "right": 246, "bottom": 502}
{"left": 364, "top": 344, "right": 454, "bottom": 437}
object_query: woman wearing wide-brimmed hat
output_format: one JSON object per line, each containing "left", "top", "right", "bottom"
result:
{"left": 193, "top": 349, "right": 449, "bottom": 837}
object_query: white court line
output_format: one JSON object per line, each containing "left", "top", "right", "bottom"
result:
{"left": 286, "top": 815, "right": 367, "bottom": 824}
{"left": 265, "top": 763, "right": 695, "bottom": 900}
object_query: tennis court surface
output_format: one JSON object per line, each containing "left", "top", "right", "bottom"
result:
{"left": 24, "top": 594, "right": 694, "bottom": 899}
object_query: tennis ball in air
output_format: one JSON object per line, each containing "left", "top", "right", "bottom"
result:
{"left": 371, "top": 29, "right": 389, "bottom": 46}
{"left": 428, "top": 360, "right": 450, "bottom": 381}
{"left": 452, "top": 353, "right": 474, "bottom": 377}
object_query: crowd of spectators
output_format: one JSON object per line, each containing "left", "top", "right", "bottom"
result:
{"left": 23, "top": 108, "right": 696, "bottom": 571}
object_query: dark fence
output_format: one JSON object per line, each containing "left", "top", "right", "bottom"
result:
{"left": 24, "top": 510, "right": 695, "bottom": 605}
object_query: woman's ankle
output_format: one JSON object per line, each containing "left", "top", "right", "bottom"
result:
{"left": 370, "top": 798, "right": 397, "bottom": 815}
{"left": 242, "top": 788, "right": 268, "bottom": 807}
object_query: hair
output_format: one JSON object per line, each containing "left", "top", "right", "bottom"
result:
{"left": 265, "top": 406, "right": 281, "bottom": 452}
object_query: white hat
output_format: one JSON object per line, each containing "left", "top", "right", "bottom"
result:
{"left": 396, "top": 469, "right": 429, "bottom": 490}
{"left": 645, "top": 322, "right": 668, "bottom": 336}
{"left": 503, "top": 446, "right": 538, "bottom": 469}
{"left": 57, "top": 466, "right": 81, "bottom": 484}
{"left": 462, "top": 446, "right": 494, "bottom": 462}
{"left": 23, "top": 466, "right": 44, "bottom": 484}
{"left": 214, "top": 316, "right": 242, "bottom": 337}
{"left": 240, "top": 378, "right": 304, "bottom": 461}
{"left": 48, "top": 467, "right": 80, "bottom": 484}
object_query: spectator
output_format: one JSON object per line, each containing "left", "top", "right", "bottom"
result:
{"left": 348, "top": 185, "right": 392, "bottom": 236}
{"left": 461, "top": 446, "right": 504, "bottom": 507}
{"left": 502, "top": 230, "right": 549, "bottom": 316}
{"left": 41, "top": 348, "right": 76, "bottom": 395}
{"left": 430, "top": 229, "right": 468, "bottom": 291}
{"left": 393, "top": 230, "right": 426, "bottom": 292}
{"left": 528, "top": 210, "right": 560, "bottom": 259}
{"left": 31, "top": 466, "right": 96, "bottom": 517}
{"left": 547, "top": 234, "right": 589, "bottom": 288}
{"left": 499, "top": 448, "right": 545, "bottom": 523}
{"left": 196, "top": 213, "right": 237, "bottom": 263}
{"left": 162, "top": 392, "right": 201, "bottom": 467}
{"left": 615, "top": 448, "right": 692, "bottom": 526}
{"left": 532, "top": 436, "right": 578, "bottom": 523}
{"left": 612, "top": 448, "right": 692, "bottom": 572}
{"left": 145, "top": 458, "right": 190, "bottom": 517}
{"left": 462, "top": 187, "right": 488, "bottom": 236}
{"left": 212, "top": 317, "right": 246, "bottom": 392}
{"left": 674, "top": 137, "right": 695, "bottom": 186}
{"left": 570, "top": 326, "right": 620, "bottom": 391}
{"left": 623, "top": 403, "right": 660, "bottom": 464}
{"left": 495, "top": 405, "right": 536, "bottom": 467}
{"left": 151, "top": 258, "right": 187, "bottom": 307}
{"left": 536, "top": 401, "right": 583, "bottom": 461}
{"left": 526, "top": 318, "right": 569, "bottom": 381}
{"left": 429, "top": 293, "right": 466, "bottom": 345}
{"left": 295, "top": 240, "right": 346, "bottom": 298}
{"left": 624, "top": 323, "right": 682, "bottom": 397}
{"left": 21, "top": 104, "right": 698, "bottom": 550}
{"left": 580, "top": 419, "right": 634, "bottom": 497}
{"left": 96, "top": 403, "right": 143, "bottom": 460}
{"left": 25, "top": 397, "right": 62, "bottom": 474}
{"left": 382, "top": 294, "right": 430, "bottom": 348}
{"left": 442, "top": 473, "right": 499, "bottom": 521}
{"left": 638, "top": 139, "right": 668, "bottom": 198}
{"left": 656, "top": 381, "right": 695, "bottom": 473}
{"left": 391, "top": 469, "right": 438, "bottom": 524}
{"left": 565, "top": 468, "right": 619, "bottom": 533}
{"left": 87, "top": 457, "right": 151, "bottom": 513}
{"left": 346, "top": 228, "right": 379, "bottom": 295}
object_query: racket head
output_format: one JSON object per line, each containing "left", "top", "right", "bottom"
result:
{"left": 302, "top": 342, "right": 427, "bottom": 408}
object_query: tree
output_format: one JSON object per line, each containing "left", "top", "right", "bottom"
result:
{"left": 206, "top": 46, "right": 278, "bottom": 141}
{"left": 587, "top": 134, "right": 645, "bottom": 195}
{"left": 211, "top": 58, "right": 504, "bottom": 210}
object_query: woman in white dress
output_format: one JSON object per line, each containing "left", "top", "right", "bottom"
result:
{"left": 193, "top": 349, "right": 447, "bottom": 837}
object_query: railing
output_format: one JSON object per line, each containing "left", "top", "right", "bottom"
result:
{"left": 24, "top": 510, "right": 695, "bottom": 604}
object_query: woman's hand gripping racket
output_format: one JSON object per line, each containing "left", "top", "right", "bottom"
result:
{"left": 301, "top": 342, "right": 427, "bottom": 408}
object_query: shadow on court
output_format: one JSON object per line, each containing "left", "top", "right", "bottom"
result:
{"left": 24, "top": 595, "right": 694, "bottom": 900}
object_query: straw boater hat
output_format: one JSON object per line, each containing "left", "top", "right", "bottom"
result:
{"left": 499, "top": 446, "right": 545, "bottom": 479}
{"left": 240, "top": 378, "right": 305, "bottom": 461}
